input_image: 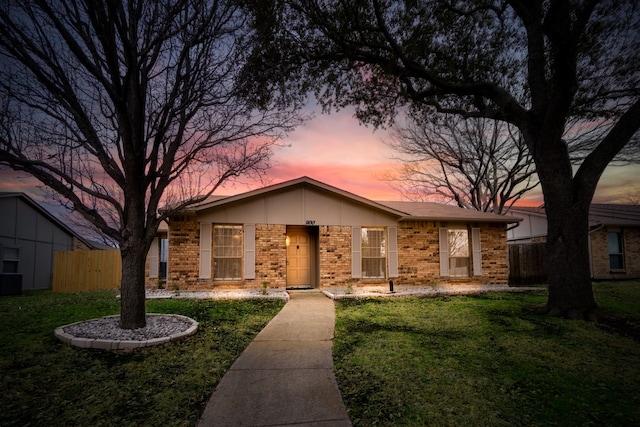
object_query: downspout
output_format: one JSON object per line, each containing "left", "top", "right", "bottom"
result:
{"left": 588, "top": 224, "right": 605, "bottom": 279}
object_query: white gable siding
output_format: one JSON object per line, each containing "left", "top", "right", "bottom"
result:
{"left": 197, "top": 186, "right": 398, "bottom": 227}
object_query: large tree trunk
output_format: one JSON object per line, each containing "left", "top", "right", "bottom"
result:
{"left": 526, "top": 115, "right": 601, "bottom": 320}
{"left": 119, "top": 244, "right": 148, "bottom": 329}
{"left": 544, "top": 198, "right": 598, "bottom": 320}
{"left": 118, "top": 192, "right": 150, "bottom": 329}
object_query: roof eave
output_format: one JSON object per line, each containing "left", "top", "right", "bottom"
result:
{"left": 399, "top": 215, "right": 522, "bottom": 224}
{"left": 187, "top": 176, "right": 407, "bottom": 218}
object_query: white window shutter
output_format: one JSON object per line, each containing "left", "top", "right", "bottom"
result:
{"left": 199, "top": 223, "right": 211, "bottom": 279}
{"left": 351, "top": 227, "right": 362, "bottom": 279}
{"left": 439, "top": 228, "right": 449, "bottom": 276}
{"left": 244, "top": 224, "right": 256, "bottom": 279}
{"left": 472, "top": 227, "right": 482, "bottom": 276}
{"left": 149, "top": 237, "right": 159, "bottom": 279}
{"left": 388, "top": 226, "right": 398, "bottom": 278}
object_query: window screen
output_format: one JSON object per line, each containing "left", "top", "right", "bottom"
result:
{"left": 608, "top": 231, "right": 624, "bottom": 270}
{"left": 362, "top": 228, "right": 386, "bottom": 279}
{"left": 448, "top": 229, "right": 469, "bottom": 277}
{"left": 214, "top": 225, "right": 243, "bottom": 280}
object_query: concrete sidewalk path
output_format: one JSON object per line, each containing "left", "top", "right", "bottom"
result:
{"left": 197, "top": 291, "right": 352, "bottom": 427}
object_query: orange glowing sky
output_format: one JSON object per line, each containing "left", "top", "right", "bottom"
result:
{"left": 1, "top": 108, "right": 639, "bottom": 211}
{"left": 217, "top": 108, "right": 640, "bottom": 206}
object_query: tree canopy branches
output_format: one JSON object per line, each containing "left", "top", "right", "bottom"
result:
{"left": 0, "top": 0, "right": 303, "bottom": 328}
{"left": 387, "top": 116, "right": 538, "bottom": 214}
{"left": 246, "top": 0, "right": 640, "bottom": 317}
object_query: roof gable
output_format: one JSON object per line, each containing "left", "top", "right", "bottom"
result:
{"left": 187, "top": 177, "right": 519, "bottom": 224}
{"left": 189, "top": 176, "right": 406, "bottom": 217}
{"left": 0, "top": 192, "right": 94, "bottom": 248}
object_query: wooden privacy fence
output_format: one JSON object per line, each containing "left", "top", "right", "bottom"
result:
{"left": 53, "top": 250, "right": 121, "bottom": 293}
{"left": 509, "top": 242, "right": 547, "bottom": 286}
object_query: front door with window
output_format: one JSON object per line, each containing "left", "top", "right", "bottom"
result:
{"left": 286, "top": 228, "right": 310, "bottom": 287}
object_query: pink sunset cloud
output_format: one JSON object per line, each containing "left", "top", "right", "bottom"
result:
{"left": 1, "top": 108, "right": 638, "bottom": 213}
{"left": 0, "top": 169, "right": 43, "bottom": 197}
{"left": 212, "top": 108, "right": 407, "bottom": 201}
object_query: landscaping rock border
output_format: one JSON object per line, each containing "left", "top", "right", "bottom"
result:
{"left": 55, "top": 314, "right": 198, "bottom": 351}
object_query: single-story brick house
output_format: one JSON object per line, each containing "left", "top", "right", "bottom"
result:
{"left": 148, "top": 177, "right": 520, "bottom": 290}
{"left": 507, "top": 204, "right": 640, "bottom": 280}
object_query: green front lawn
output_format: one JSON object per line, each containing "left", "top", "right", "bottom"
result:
{"left": 2, "top": 282, "right": 638, "bottom": 426}
{"left": 0, "top": 291, "right": 285, "bottom": 426}
{"left": 334, "top": 281, "right": 640, "bottom": 426}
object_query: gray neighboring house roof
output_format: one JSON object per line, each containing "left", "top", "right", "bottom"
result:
{"left": 509, "top": 204, "right": 640, "bottom": 228}
{"left": 588, "top": 204, "right": 640, "bottom": 227}
{"left": 0, "top": 192, "right": 95, "bottom": 249}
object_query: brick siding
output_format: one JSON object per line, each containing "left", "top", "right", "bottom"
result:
{"left": 477, "top": 223, "right": 510, "bottom": 285}
{"left": 167, "top": 214, "right": 200, "bottom": 288}
{"left": 397, "top": 221, "right": 441, "bottom": 282}
{"left": 255, "top": 224, "right": 287, "bottom": 288}
{"left": 591, "top": 227, "right": 640, "bottom": 279}
{"left": 319, "top": 226, "right": 353, "bottom": 286}
{"left": 154, "top": 218, "right": 510, "bottom": 289}
{"left": 396, "top": 221, "right": 509, "bottom": 286}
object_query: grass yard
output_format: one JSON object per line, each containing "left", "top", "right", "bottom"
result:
{"left": 0, "top": 291, "right": 285, "bottom": 426}
{"left": 334, "top": 281, "right": 640, "bottom": 426}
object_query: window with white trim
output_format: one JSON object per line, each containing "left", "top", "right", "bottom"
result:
{"left": 608, "top": 230, "right": 624, "bottom": 270}
{"left": 361, "top": 228, "right": 386, "bottom": 279}
{"left": 213, "top": 225, "right": 243, "bottom": 280}
{"left": 448, "top": 228, "right": 470, "bottom": 277}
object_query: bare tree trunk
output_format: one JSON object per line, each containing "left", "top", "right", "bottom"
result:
{"left": 544, "top": 198, "right": 598, "bottom": 319}
{"left": 119, "top": 245, "right": 147, "bottom": 329}
{"left": 118, "top": 194, "right": 150, "bottom": 329}
{"left": 534, "top": 131, "right": 600, "bottom": 319}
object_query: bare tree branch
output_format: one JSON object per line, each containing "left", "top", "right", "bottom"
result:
{"left": 386, "top": 115, "right": 538, "bottom": 214}
{"left": 0, "top": 0, "right": 303, "bottom": 328}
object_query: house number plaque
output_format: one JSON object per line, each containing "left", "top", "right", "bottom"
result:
{"left": 305, "top": 220, "right": 316, "bottom": 225}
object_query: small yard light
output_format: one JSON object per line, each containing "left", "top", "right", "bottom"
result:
{"left": 389, "top": 279, "right": 395, "bottom": 293}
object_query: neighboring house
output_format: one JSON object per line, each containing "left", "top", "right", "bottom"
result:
{"left": 0, "top": 192, "right": 94, "bottom": 293}
{"left": 507, "top": 204, "right": 640, "bottom": 280}
{"left": 148, "top": 177, "right": 519, "bottom": 290}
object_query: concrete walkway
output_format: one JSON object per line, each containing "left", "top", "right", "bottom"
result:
{"left": 197, "top": 291, "right": 352, "bottom": 427}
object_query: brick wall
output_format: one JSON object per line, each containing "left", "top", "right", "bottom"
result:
{"left": 395, "top": 221, "right": 509, "bottom": 286}
{"left": 478, "top": 223, "right": 509, "bottom": 285}
{"left": 319, "top": 226, "right": 354, "bottom": 286}
{"left": 167, "top": 214, "right": 200, "bottom": 288}
{"left": 164, "top": 219, "right": 289, "bottom": 290}
{"left": 156, "top": 218, "right": 511, "bottom": 289}
{"left": 591, "top": 227, "right": 640, "bottom": 279}
{"left": 397, "top": 221, "right": 441, "bottom": 282}
{"left": 255, "top": 224, "right": 287, "bottom": 288}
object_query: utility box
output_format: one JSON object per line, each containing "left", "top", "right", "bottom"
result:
{"left": 0, "top": 273, "right": 23, "bottom": 296}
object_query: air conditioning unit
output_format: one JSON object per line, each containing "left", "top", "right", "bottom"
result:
{"left": 0, "top": 273, "right": 22, "bottom": 296}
